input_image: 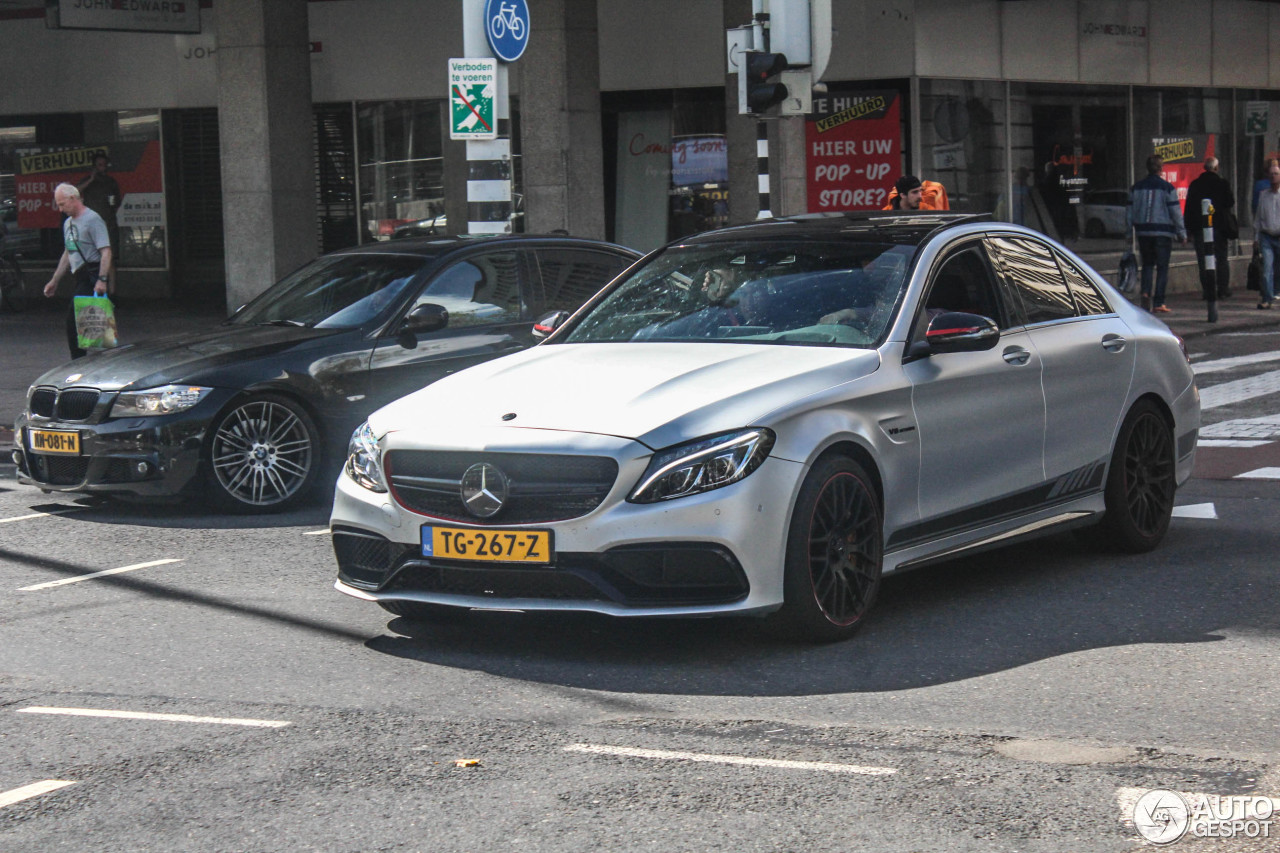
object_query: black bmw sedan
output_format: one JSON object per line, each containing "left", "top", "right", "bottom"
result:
{"left": 12, "top": 235, "right": 638, "bottom": 511}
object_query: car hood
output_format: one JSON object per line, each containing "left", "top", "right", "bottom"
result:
{"left": 32, "top": 324, "right": 345, "bottom": 391}
{"left": 370, "top": 342, "right": 880, "bottom": 448}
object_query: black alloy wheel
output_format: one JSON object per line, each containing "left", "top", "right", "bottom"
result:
{"left": 207, "top": 395, "right": 319, "bottom": 512}
{"left": 1100, "top": 399, "right": 1175, "bottom": 552}
{"left": 772, "top": 456, "right": 884, "bottom": 642}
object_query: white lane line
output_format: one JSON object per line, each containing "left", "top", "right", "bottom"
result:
{"left": 1172, "top": 503, "right": 1218, "bottom": 519}
{"left": 0, "top": 780, "right": 76, "bottom": 809}
{"left": 1236, "top": 467, "right": 1280, "bottom": 480}
{"left": 18, "top": 559, "right": 182, "bottom": 592}
{"left": 1199, "top": 414, "right": 1280, "bottom": 441}
{"left": 1197, "top": 439, "right": 1271, "bottom": 448}
{"left": 1199, "top": 369, "right": 1280, "bottom": 410}
{"left": 1192, "top": 349, "right": 1280, "bottom": 375}
{"left": 303, "top": 529, "right": 331, "bottom": 536}
{"left": 17, "top": 706, "right": 291, "bottom": 729}
{"left": 565, "top": 743, "right": 897, "bottom": 776}
{"left": 0, "top": 507, "right": 84, "bottom": 524}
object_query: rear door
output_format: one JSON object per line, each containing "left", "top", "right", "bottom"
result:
{"left": 526, "top": 245, "right": 635, "bottom": 316}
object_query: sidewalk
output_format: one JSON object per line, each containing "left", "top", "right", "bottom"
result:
{"left": 1136, "top": 287, "right": 1280, "bottom": 341}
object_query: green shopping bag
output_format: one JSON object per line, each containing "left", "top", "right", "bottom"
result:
{"left": 73, "top": 295, "right": 119, "bottom": 350}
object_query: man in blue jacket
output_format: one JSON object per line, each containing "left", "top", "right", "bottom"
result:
{"left": 1128, "top": 155, "right": 1187, "bottom": 313}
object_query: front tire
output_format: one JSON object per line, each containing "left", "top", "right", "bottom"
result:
{"left": 1099, "top": 399, "right": 1175, "bottom": 552}
{"left": 205, "top": 394, "right": 321, "bottom": 512}
{"left": 770, "top": 456, "right": 883, "bottom": 642}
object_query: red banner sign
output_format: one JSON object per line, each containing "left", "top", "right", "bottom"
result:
{"left": 16, "top": 140, "right": 163, "bottom": 229}
{"left": 806, "top": 90, "right": 902, "bottom": 212}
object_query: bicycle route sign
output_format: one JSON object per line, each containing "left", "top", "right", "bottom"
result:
{"left": 449, "top": 58, "right": 497, "bottom": 140}
{"left": 484, "top": 0, "right": 529, "bottom": 63}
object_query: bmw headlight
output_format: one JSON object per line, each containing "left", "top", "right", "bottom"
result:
{"left": 110, "top": 385, "right": 212, "bottom": 417}
{"left": 629, "top": 428, "right": 775, "bottom": 503}
{"left": 345, "top": 421, "right": 388, "bottom": 493}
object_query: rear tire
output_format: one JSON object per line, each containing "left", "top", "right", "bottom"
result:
{"left": 769, "top": 456, "right": 883, "bottom": 642}
{"left": 1099, "top": 399, "right": 1175, "bottom": 552}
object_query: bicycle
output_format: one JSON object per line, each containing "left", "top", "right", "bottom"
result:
{"left": 0, "top": 233, "right": 27, "bottom": 313}
{"left": 489, "top": 2, "right": 525, "bottom": 41}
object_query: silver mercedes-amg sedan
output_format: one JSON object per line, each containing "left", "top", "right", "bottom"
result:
{"left": 330, "top": 213, "right": 1199, "bottom": 642}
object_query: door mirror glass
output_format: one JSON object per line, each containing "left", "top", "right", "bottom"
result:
{"left": 532, "top": 310, "right": 570, "bottom": 340}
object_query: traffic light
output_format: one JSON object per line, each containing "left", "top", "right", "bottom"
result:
{"left": 745, "top": 51, "right": 788, "bottom": 114}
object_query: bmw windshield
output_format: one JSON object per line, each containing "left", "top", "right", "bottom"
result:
{"left": 230, "top": 254, "right": 429, "bottom": 329}
{"left": 559, "top": 241, "right": 913, "bottom": 348}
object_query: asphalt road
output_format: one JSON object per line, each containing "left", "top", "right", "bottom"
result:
{"left": 2, "top": 325, "right": 1279, "bottom": 852}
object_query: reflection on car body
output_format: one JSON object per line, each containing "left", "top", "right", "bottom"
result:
{"left": 12, "top": 235, "right": 639, "bottom": 511}
{"left": 332, "top": 212, "right": 1199, "bottom": 642}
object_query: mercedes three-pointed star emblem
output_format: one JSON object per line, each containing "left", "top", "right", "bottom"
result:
{"left": 460, "top": 462, "right": 509, "bottom": 518}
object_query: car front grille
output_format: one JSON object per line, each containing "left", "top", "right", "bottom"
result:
{"left": 29, "top": 387, "right": 102, "bottom": 422}
{"left": 25, "top": 454, "right": 90, "bottom": 486}
{"left": 385, "top": 451, "right": 618, "bottom": 524}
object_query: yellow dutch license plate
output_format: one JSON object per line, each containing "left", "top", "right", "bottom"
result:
{"left": 421, "top": 525, "right": 553, "bottom": 564}
{"left": 28, "top": 429, "right": 81, "bottom": 455}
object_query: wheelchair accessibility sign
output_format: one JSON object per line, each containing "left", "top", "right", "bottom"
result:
{"left": 449, "top": 59, "right": 497, "bottom": 140}
{"left": 485, "top": 0, "right": 529, "bottom": 63}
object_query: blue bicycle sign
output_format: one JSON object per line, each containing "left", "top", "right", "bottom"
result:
{"left": 485, "top": 0, "right": 529, "bottom": 62}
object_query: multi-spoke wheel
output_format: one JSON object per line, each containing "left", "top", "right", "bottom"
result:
{"left": 770, "top": 456, "right": 884, "bottom": 642}
{"left": 1100, "top": 399, "right": 1175, "bottom": 552}
{"left": 206, "top": 395, "right": 320, "bottom": 512}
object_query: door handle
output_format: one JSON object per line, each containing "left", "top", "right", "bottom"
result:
{"left": 1101, "top": 334, "right": 1127, "bottom": 353}
{"left": 1002, "top": 346, "right": 1031, "bottom": 365}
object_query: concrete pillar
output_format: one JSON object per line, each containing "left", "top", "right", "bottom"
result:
{"left": 216, "top": 0, "right": 316, "bottom": 311}
{"left": 516, "top": 0, "right": 605, "bottom": 239}
{"left": 774, "top": 115, "right": 809, "bottom": 216}
{"left": 724, "top": 0, "right": 759, "bottom": 225}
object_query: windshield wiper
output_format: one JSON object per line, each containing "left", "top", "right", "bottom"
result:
{"left": 257, "top": 319, "right": 309, "bottom": 327}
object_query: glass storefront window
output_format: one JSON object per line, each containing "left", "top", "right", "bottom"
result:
{"left": 918, "top": 79, "right": 1008, "bottom": 216}
{"left": 357, "top": 100, "right": 446, "bottom": 241}
{"left": 1236, "top": 90, "right": 1280, "bottom": 231}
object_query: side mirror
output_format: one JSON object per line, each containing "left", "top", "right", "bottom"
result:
{"left": 532, "top": 310, "right": 570, "bottom": 340}
{"left": 922, "top": 312, "right": 1000, "bottom": 354}
{"left": 399, "top": 303, "right": 449, "bottom": 335}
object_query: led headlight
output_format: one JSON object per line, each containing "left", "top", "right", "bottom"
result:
{"left": 110, "top": 385, "right": 212, "bottom": 417}
{"left": 345, "top": 421, "right": 388, "bottom": 493}
{"left": 629, "top": 428, "right": 775, "bottom": 503}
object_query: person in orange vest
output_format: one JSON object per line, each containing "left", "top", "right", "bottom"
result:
{"left": 884, "top": 174, "right": 950, "bottom": 211}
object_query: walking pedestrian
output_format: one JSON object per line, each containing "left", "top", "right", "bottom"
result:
{"left": 1185, "top": 157, "right": 1236, "bottom": 322}
{"left": 1128, "top": 155, "right": 1187, "bottom": 313}
{"left": 42, "top": 183, "right": 113, "bottom": 359}
{"left": 1254, "top": 160, "right": 1280, "bottom": 310}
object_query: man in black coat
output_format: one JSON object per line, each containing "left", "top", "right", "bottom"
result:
{"left": 1185, "top": 157, "right": 1236, "bottom": 308}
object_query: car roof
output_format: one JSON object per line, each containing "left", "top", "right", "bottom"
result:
{"left": 324, "top": 233, "right": 640, "bottom": 260}
{"left": 675, "top": 211, "right": 991, "bottom": 248}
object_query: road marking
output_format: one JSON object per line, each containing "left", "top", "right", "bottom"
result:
{"left": 1199, "top": 369, "right": 1280, "bottom": 410}
{"left": 17, "top": 706, "right": 292, "bottom": 728}
{"left": 1197, "top": 439, "right": 1271, "bottom": 448}
{"left": 1172, "top": 502, "right": 1217, "bottom": 519}
{"left": 1236, "top": 467, "right": 1280, "bottom": 480}
{"left": 18, "top": 559, "right": 183, "bottom": 591}
{"left": 1199, "top": 414, "right": 1280, "bottom": 441}
{"left": 0, "top": 507, "right": 83, "bottom": 524}
{"left": 304, "top": 529, "right": 330, "bottom": 536}
{"left": 0, "top": 780, "right": 76, "bottom": 809}
{"left": 564, "top": 744, "right": 897, "bottom": 776}
{"left": 1192, "top": 349, "right": 1280, "bottom": 375}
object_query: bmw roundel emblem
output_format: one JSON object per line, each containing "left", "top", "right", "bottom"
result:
{"left": 460, "top": 462, "right": 509, "bottom": 518}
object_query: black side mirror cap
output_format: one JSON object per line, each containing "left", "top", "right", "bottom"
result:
{"left": 400, "top": 303, "right": 449, "bottom": 336}
{"left": 532, "top": 310, "right": 570, "bottom": 340}
{"left": 923, "top": 312, "right": 1001, "bottom": 354}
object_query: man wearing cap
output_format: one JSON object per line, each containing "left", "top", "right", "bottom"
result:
{"left": 884, "top": 175, "right": 950, "bottom": 211}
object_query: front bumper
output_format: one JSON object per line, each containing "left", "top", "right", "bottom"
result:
{"left": 329, "top": 441, "right": 804, "bottom": 617}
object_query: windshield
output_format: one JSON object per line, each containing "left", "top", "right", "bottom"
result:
{"left": 560, "top": 241, "right": 913, "bottom": 347}
{"left": 230, "top": 254, "right": 429, "bottom": 328}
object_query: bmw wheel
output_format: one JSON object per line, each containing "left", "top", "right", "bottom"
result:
{"left": 771, "top": 456, "right": 883, "bottom": 642}
{"left": 206, "top": 395, "right": 320, "bottom": 512}
{"left": 1100, "top": 400, "right": 1175, "bottom": 552}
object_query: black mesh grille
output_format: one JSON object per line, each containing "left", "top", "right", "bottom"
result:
{"left": 56, "top": 389, "right": 100, "bottom": 421}
{"left": 386, "top": 562, "right": 608, "bottom": 601}
{"left": 26, "top": 454, "right": 90, "bottom": 486}
{"left": 29, "top": 388, "right": 56, "bottom": 417}
{"left": 333, "top": 528, "right": 415, "bottom": 589}
{"left": 386, "top": 451, "right": 618, "bottom": 524}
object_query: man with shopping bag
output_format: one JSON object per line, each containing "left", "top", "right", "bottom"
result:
{"left": 43, "top": 182, "right": 113, "bottom": 359}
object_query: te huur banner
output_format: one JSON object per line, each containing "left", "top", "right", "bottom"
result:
{"left": 1151, "top": 134, "right": 1215, "bottom": 207}
{"left": 806, "top": 90, "right": 903, "bottom": 212}
{"left": 53, "top": 0, "right": 200, "bottom": 34}
{"left": 16, "top": 140, "right": 164, "bottom": 230}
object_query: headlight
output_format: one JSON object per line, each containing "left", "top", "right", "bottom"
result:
{"left": 110, "top": 385, "right": 212, "bottom": 417}
{"left": 345, "top": 421, "right": 388, "bottom": 493}
{"left": 629, "top": 428, "right": 775, "bottom": 503}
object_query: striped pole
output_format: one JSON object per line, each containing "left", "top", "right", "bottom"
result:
{"left": 1202, "top": 197, "right": 1217, "bottom": 322}
{"left": 756, "top": 122, "right": 772, "bottom": 219}
{"left": 467, "top": 127, "right": 513, "bottom": 234}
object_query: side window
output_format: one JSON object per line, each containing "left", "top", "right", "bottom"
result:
{"left": 410, "top": 251, "right": 523, "bottom": 328}
{"left": 1055, "top": 251, "right": 1111, "bottom": 316}
{"left": 919, "top": 245, "right": 1006, "bottom": 335}
{"left": 986, "top": 235, "right": 1076, "bottom": 325}
{"left": 532, "top": 248, "right": 631, "bottom": 314}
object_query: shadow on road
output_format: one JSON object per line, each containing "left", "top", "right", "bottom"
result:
{"left": 365, "top": 522, "right": 1279, "bottom": 697}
